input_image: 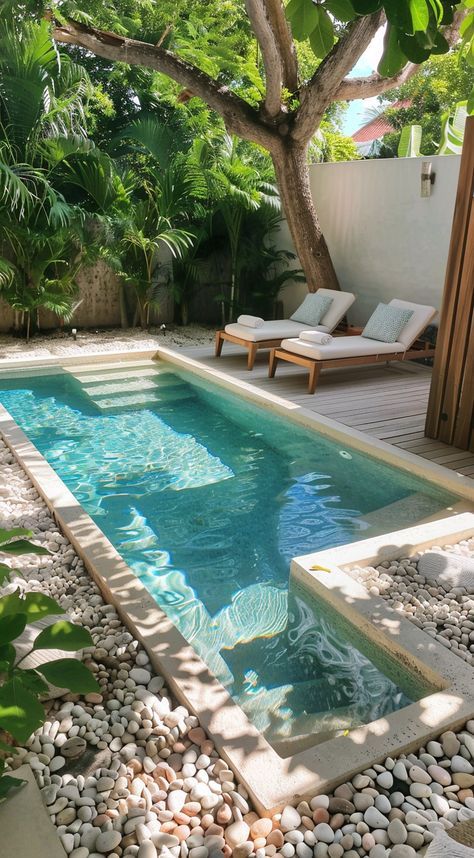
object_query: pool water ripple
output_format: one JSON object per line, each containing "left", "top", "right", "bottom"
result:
{"left": 0, "top": 368, "right": 455, "bottom": 749}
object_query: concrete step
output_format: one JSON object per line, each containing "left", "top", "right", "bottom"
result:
{"left": 92, "top": 388, "right": 191, "bottom": 412}
{"left": 81, "top": 377, "right": 179, "bottom": 398}
{"left": 64, "top": 360, "right": 157, "bottom": 376}
{"left": 67, "top": 367, "right": 165, "bottom": 384}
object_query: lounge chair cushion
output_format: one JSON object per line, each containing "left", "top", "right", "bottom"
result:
{"left": 362, "top": 302, "right": 414, "bottom": 343}
{"left": 388, "top": 298, "right": 437, "bottom": 348}
{"left": 280, "top": 335, "right": 405, "bottom": 361}
{"left": 290, "top": 292, "right": 333, "bottom": 326}
{"left": 224, "top": 320, "right": 329, "bottom": 342}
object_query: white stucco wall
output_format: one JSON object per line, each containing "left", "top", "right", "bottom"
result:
{"left": 278, "top": 154, "right": 461, "bottom": 326}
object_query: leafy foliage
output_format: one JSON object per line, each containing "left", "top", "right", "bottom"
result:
{"left": 0, "top": 527, "right": 98, "bottom": 803}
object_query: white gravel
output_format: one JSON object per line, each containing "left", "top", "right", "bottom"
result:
{"left": 0, "top": 437, "right": 473, "bottom": 858}
{"left": 0, "top": 325, "right": 214, "bottom": 362}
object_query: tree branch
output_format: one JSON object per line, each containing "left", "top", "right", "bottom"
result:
{"left": 245, "top": 0, "right": 283, "bottom": 117}
{"left": 335, "top": 7, "right": 467, "bottom": 102}
{"left": 53, "top": 19, "right": 278, "bottom": 150}
{"left": 264, "top": 0, "right": 298, "bottom": 94}
{"left": 292, "top": 12, "right": 384, "bottom": 143}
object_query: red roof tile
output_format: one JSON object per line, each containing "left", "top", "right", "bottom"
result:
{"left": 352, "top": 100, "right": 412, "bottom": 143}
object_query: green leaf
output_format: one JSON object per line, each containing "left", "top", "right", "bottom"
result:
{"left": 0, "top": 644, "right": 16, "bottom": 670}
{"left": 0, "top": 563, "right": 17, "bottom": 586}
{"left": 286, "top": 0, "right": 319, "bottom": 41}
{"left": 350, "top": 0, "right": 380, "bottom": 11}
{"left": 0, "top": 614, "right": 27, "bottom": 646}
{"left": 0, "top": 774, "right": 27, "bottom": 802}
{"left": 0, "top": 539, "right": 50, "bottom": 556}
{"left": 37, "top": 659, "right": 99, "bottom": 693}
{"left": 33, "top": 620, "right": 93, "bottom": 652}
{"left": 409, "top": 0, "right": 430, "bottom": 31}
{"left": 461, "top": 12, "right": 474, "bottom": 41}
{"left": 383, "top": 0, "right": 413, "bottom": 32}
{"left": 467, "top": 89, "right": 474, "bottom": 115}
{"left": 427, "top": 0, "right": 443, "bottom": 24}
{"left": 12, "top": 669, "right": 49, "bottom": 695}
{"left": 309, "top": 7, "right": 334, "bottom": 58}
{"left": 399, "top": 32, "right": 431, "bottom": 63}
{"left": 0, "top": 528, "right": 32, "bottom": 547}
{"left": 378, "top": 25, "right": 407, "bottom": 77}
{"left": 0, "top": 678, "right": 45, "bottom": 743}
{"left": 430, "top": 31, "right": 450, "bottom": 54}
{"left": 0, "top": 592, "right": 64, "bottom": 624}
{"left": 324, "top": 0, "right": 355, "bottom": 21}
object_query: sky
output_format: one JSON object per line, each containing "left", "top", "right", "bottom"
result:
{"left": 341, "top": 26, "right": 386, "bottom": 136}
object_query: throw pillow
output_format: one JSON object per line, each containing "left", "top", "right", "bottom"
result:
{"left": 362, "top": 303, "right": 413, "bottom": 343}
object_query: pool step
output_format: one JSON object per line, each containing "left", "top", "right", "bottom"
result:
{"left": 64, "top": 363, "right": 189, "bottom": 413}
{"left": 92, "top": 388, "right": 190, "bottom": 413}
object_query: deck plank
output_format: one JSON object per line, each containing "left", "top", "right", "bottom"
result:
{"left": 175, "top": 346, "right": 474, "bottom": 480}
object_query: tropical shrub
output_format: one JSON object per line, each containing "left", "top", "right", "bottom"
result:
{"left": 0, "top": 527, "right": 99, "bottom": 801}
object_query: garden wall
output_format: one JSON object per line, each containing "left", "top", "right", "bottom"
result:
{"left": 278, "top": 154, "right": 461, "bottom": 326}
{"left": 0, "top": 260, "right": 175, "bottom": 333}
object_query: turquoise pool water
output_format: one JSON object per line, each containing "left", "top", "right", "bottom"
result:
{"left": 0, "top": 365, "right": 451, "bottom": 750}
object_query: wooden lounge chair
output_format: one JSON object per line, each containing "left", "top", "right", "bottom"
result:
{"left": 268, "top": 299, "right": 436, "bottom": 394}
{"left": 215, "top": 288, "right": 355, "bottom": 370}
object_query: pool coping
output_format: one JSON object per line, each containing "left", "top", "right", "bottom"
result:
{"left": 0, "top": 349, "right": 473, "bottom": 813}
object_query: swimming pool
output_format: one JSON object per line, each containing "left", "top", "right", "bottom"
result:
{"left": 0, "top": 361, "right": 454, "bottom": 751}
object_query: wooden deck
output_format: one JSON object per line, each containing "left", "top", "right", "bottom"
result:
{"left": 179, "top": 344, "right": 474, "bottom": 479}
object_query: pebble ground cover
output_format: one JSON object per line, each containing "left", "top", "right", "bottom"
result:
{"left": 0, "top": 437, "right": 473, "bottom": 858}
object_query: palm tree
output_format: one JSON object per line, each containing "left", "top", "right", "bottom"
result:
{"left": 208, "top": 135, "right": 280, "bottom": 323}
{"left": 0, "top": 19, "right": 126, "bottom": 336}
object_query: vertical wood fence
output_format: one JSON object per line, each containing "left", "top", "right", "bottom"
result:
{"left": 425, "top": 116, "right": 474, "bottom": 451}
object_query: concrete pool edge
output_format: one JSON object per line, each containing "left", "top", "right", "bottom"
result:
{"left": 0, "top": 354, "right": 472, "bottom": 813}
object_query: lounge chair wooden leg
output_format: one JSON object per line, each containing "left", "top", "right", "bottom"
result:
{"left": 268, "top": 349, "right": 278, "bottom": 378}
{"left": 215, "top": 330, "right": 224, "bottom": 358}
{"left": 247, "top": 343, "right": 258, "bottom": 370}
{"left": 308, "top": 362, "right": 321, "bottom": 394}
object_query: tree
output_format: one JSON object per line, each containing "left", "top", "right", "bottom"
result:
{"left": 52, "top": 1, "right": 468, "bottom": 292}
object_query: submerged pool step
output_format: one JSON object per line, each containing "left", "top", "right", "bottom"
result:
{"left": 64, "top": 363, "right": 190, "bottom": 413}
{"left": 79, "top": 377, "right": 178, "bottom": 398}
{"left": 91, "top": 388, "right": 191, "bottom": 412}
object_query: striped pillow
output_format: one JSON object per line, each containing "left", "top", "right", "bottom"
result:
{"left": 362, "top": 303, "right": 413, "bottom": 344}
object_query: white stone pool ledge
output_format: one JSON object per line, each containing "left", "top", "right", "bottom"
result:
{"left": 0, "top": 350, "right": 473, "bottom": 814}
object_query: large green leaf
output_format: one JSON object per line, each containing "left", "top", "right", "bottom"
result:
{"left": 0, "top": 643, "right": 16, "bottom": 671}
{"left": 0, "top": 678, "right": 45, "bottom": 743}
{"left": 324, "top": 0, "right": 355, "bottom": 22}
{"left": 309, "top": 7, "right": 334, "bottom": 58}
{"left": 0, "top": 614, "right": 27, "bottom": 646}
{"left": 12, "top": 669, "right": 49, "bottom": 696}
{"left": 409, "top": 0, "right": 430, "bottom": 31}
{"left": 398, "top": 124, "right": 422, "bottom": 157}
{"left": 350, "top": 0, "right": 381, "bottom": 12}
{"left": 0, "top": 563, "right": 17, "bottom": 586}
{"left": 0, "top": 592, "right": 64, "bottom": 624}
{"left": 37, "top": 658, "right": 99, "bottom": 693}
{"left": 378, "top": 25, "right": 407, "bottom": 77}
{"left": 0, "top": 774, "right": 27, "bottom": 802}
{"left": 286, "top": 0, "right": 320, "bottom": 41}
{"left": 33, "top": 620, "right": 93, "bottom": 652}
{"left": 0, "top": 539, "right": 50, "bottom": 556}
{"left": 0, "top": 528, "right": 32, "bottom": 546}
{"left": 399, "top": 32, "right": 431, "bottom": 62}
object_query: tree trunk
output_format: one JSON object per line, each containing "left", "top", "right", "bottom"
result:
{"left": 272, "top": 142, "right": 340, "bottom": 292}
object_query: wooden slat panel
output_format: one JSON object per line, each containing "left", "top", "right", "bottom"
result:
{"left": 426, "top": 116, "right": 474, "bottom": 447}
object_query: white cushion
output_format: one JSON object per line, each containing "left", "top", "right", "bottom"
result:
{"left": 280, "top": 335, "right": 405, "bottom": 361}
{"left": 316, "top": 288, "right": 355, "bottom": 330}
{"left": 224, "top": 320, "right": 329, "bottom": 342}
{"left": 388, "top": 298, "right": 436, "bottom": 348}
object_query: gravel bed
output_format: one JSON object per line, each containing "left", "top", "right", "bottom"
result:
{"left": 0, "top": 437, "right": 473, "bottom": 858}
{"left": 0, "top": 325, "right": 214, "bottom": 361}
